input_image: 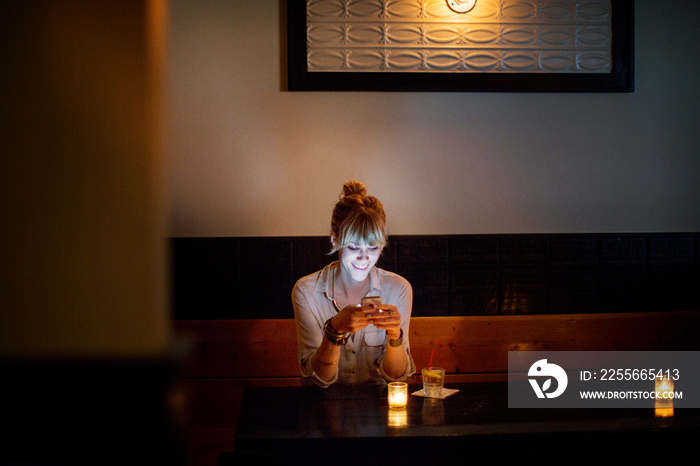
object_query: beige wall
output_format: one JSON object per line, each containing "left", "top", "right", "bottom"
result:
{"left": 168, "top": 1, "right": 700, "bottom": 237}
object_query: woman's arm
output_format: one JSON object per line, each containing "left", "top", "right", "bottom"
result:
{"left": 370, "top": 305, "right": 408, "bottom": 379}
{"left": 371, "top": 278, "right": 414, "bottom": 380}
{"left": 314, "top": 302, "right": 380, "bottom": 380}
{"left": 293, "top": 281, "right": 376, "bottom": 385}
{"left": 310, "top": 332, "right": 341, "bottom": 382}
{"left": 293, "top": 282, "right": 339, "bottom": 386}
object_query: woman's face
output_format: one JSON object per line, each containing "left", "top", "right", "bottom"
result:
{"left": 337, "top": 242, "right": 382, "bottom": 283}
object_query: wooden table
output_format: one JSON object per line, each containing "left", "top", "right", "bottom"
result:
{"left": 229, "top": 381, "right": 697, "bottom": 465}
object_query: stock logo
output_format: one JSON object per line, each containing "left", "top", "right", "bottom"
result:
{"left": 528, "top": 359, "right": 568, "bottom": 399}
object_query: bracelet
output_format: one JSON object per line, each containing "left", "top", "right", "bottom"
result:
{"left": 324, "top": 317, "right": 349, "bottom": 345}
{"left": 315, "top": 355, "right": 340, "bottom": 366}
{"left": 388, "top": 328, "right": 404, "bottom": 347}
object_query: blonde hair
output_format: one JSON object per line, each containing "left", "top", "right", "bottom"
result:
{"left": 329, "top": 181, "right": 387, "bottom": 255}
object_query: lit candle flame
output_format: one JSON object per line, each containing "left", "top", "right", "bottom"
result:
{"left": 388, "top": 382, "right": 408, "bottom": 409}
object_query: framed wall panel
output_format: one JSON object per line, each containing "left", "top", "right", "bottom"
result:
{"left": 286, "top": 0, "right": 634, "bottom": 92}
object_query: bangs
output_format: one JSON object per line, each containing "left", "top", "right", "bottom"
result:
{"left": 330, "top": 210, "right": 386, "bottom": 254}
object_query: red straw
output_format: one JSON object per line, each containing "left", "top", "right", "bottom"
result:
{"left": 429, "top": 349, "right": 434, "bottom": 368}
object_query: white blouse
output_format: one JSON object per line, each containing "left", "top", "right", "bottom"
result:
{"left": 292, "top": 262, "right": 416, "bottom": 388}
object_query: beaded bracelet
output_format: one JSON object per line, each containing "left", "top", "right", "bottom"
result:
{"left": 324, "top": 317, "right": 349, "bottom": 345}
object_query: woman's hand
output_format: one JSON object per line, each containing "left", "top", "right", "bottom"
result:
{"left": 330, "top": 302, "right": 402, "bottom": 341}
{"left": 329, "top": 302, "right": 375, "bottom": 334}
{"left": 366, "top": 304, "right": 402, "bottom": 340}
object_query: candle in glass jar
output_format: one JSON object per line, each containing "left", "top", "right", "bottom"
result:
{"left": 655, "top": 376, "right": 674, "bottom": 403}
{"left": 388, "top": 382, "right": 408, "bottom": 409}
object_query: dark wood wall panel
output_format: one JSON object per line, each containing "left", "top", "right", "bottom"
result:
{"left": 549, "top": 238, "right": 599, "bottom": 315}
{"left": 171, "top": 238, "right": 241, "bottom": 320}
{"left": 499, "top": 236, "right": 549, "bottom": 315}
{"left": 396, "top": 237, "right": 450, "bottom": 316}
{"left": 448, "top": 236, "right": 499, "bottom": 316}
{"left": 170, "top": 233, "right": 699, "bottom": 320}
{"left": 646, "top": 237, "right": 698, "bottom": 309}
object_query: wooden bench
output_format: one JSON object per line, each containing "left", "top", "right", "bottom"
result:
{"left": 172, "top": 311, "right": 698, "bottom": 465}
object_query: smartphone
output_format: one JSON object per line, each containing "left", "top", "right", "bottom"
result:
{"left": 362, "top": 296, "right": 382, "bottom": 312}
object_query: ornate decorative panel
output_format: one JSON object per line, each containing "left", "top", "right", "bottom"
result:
{"left": 306, "top": 0, "right": 613, "bottom": 73}
{"left": 286, "top": 0, "right": 635, "bottom": 92}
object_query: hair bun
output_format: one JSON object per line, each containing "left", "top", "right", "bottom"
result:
{"left": 341, "top": 181, "right": 367, "bottom": 198}
{"left": 330, "top": 180, "right": 386, "bottom": 255}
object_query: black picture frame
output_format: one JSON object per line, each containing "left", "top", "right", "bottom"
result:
{"left": 286, "top": 0, "right": 634, "bottom": 93}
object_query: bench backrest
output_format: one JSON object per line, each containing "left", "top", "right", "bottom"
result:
{"left": 173, "top": 311, "right": 698, "bottom": 380}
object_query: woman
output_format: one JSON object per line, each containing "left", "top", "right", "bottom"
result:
{"left": 292, "top": 181, "right": 416, "bottom": 387}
